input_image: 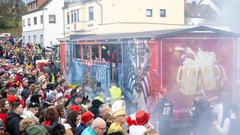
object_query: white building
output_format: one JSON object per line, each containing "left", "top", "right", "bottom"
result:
{"left": 22, "top": 0, "right": 64, "bottom": 47}
{"left": 63, "top": 0, "right": 185, "bottom": 38}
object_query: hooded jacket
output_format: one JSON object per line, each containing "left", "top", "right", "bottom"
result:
{"left": 6, "top": 111, "right": 22, "bottom": 135}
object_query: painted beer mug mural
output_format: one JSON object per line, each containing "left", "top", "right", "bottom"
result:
{"left": 176, "top": 47, "right": 227, "bottom": 96}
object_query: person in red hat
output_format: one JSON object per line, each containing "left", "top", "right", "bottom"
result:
{"left": 76, "top": 111, "right": 94, "bottom": 135}
{"left": 126, "top": 114, "right": 137, "bottom": 127}
{"left": 7, "top": 95, "right": 17, "bottom": 104}
{"left": 135, "top": 110, "right": 151, "bottom": 128}
{"left": 128, "top": 110, "right": 151, "bottom": 135}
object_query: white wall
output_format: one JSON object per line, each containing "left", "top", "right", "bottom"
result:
{"left": 22, "top": 30, "right": 44, "bottom": 45}
{"left": 101, "top": 0, "right": 185, "bottom": 25}
{"left": 22, "top": 10, "right": 44, "bottom": 45}
{"left": 63, "top": 0, "right": 185, "bottom": 35}
{"left": 22, "top": 0, "right": 64, "bottom": 47}
{"left": 44, "top": 0, "right": 64, "bottom": 47}
{"left": 22, "top": 11, "right": 44, "bottom": 32}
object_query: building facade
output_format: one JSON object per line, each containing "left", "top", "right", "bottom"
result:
{"left": 63, "top": 0, "right": 185, "bottom": 39}
{"left": 22, "top": 0, "right": 64, "bottom": 47}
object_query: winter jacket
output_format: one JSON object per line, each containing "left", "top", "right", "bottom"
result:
{"left": 6, "top": 111, "right": 22, "bottom": 135}
{"left": 76, "top": 123, "right": 87, "bottom": 135}
{"left": 81, "top": 127, "right": 97, "bottom": 135}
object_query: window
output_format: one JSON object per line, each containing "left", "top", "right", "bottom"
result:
{"left": 34, "top": 1, "right": 37, "bottom": 8}
{"left": 89, "top": 6, "right": 94, "bottom": 21}
{"left": 74, "top": 45, "right": 81, "bottom": 59}
{"left": 67, "top": 12, "right": 70, "bottom": 24}
{"left": 22, "top": 19, "right": 25, "bottom": 27}
{"left": 40, "top": 34, "right": 43, "bottom": 46}
{"left": 71, "top": 11, "right": 74, "bottom": 23}
{"left": 83, "top": 46, "right": 88, "bottom": 60}
{"left": 49, "top": 15, "right": 56, "bottom": 23}
{"left": 73, "top": 10, "right": 77, "bottom": 23}
{"left": 34, "top": 17, "right": 37, "bottom": 25}
{"left": 92, "top": 45, "right": 99, "bottom": 61}
{"left": 40, "top": 15, "right": 43, "bottom": 24}
{"left": 28, "top": 18, "right": 31, "bottom": 26}
{"left": 77, "top": 9, "right": 80, "bottom": 22}
{"left": 22, "top": 36, "right": 25, "bottom": 45}
{"left": 33, "top": 35, "right": 36, "bottom": 43}
{"left": 160, "top": 9, "right": 166, "bottom": 17}
{"left": 146, "top": 9, "right": 152, "bottom": 17}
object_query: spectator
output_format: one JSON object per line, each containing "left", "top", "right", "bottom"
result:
{"left": 108, "top": 108, "right": 127, "bottom": 135}
{"left": 42, "top": 107, "right": 58, "bottom": 127}
{"left": 21, "top": 102, "right": 39, "bottom": 123}
{"left": 89, "top": 99, "right": 103, "bottom": 118}
{"left": 21, "top": 78, "right": 29, "bottom": 101}
{"left": 50, "top": 123, "right": 66, "bottom": 135}
{"left": 6, "top": 102, "right": 23, "bottom": 135}
{"left": 55, "top": 104, "right": 66, "bottom": 123}
{"left": 82, "top": 117, "right": 106, "bottom": 135}
{"left": 19, "top": 118, "right": 37, "bottom": 134}
{"left": 26, "top": 125, "right": 48, "bottom": 135}
{"left": 0, "top": 99, "right": 8, "bottom": 127}
{"left": 99, "top": 104, "right": 113, "bottom": 135}
{"left": 64, "top": 110, "right": 80, "bottom": 135}
{"left": 76, "top": 111, "right": 94, "bottom": 135}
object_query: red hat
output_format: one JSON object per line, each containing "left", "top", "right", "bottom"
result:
{"left": 135, "top": 110, "right": 150, "bottom": 125}
{"left": 65, "top": 95, "right": 70, "bottom": 99}
{"left": 7, "top": 95, "right": 17, "bottom": 103}
{"left": 81, "top": 111, "right": 94, "bottom": 124}
{"left": 126, "top": 114, "right": 137, "bottom": 127}
{"left": 69, "top": 105, "right": 81, "bottom": 112}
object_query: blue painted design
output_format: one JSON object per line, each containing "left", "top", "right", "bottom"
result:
{"left": 118, "top": 40, "right": 151, "bottom": 107}
{"left": 67, "top": 43, "right": 111, "bottom": 91}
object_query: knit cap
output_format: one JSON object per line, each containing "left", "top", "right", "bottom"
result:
{"left": 26, "top": 125, "right": 48, "bottom": 135}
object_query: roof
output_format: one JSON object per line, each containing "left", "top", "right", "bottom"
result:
{"left": 72, "top": 26, "right": 239, "bottom": 42}
{"left": 64, "top": 0, "right": 97, "bottom": 8}
{"left": 24, "top": 0, "right": 52, "bottom": 15}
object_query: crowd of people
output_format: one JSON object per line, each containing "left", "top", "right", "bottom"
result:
{"left": 0, "top": 35, "right": 240, "bottom": 135}
{"left": 0, "top": 36, "right": 161, "bottom": 135}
